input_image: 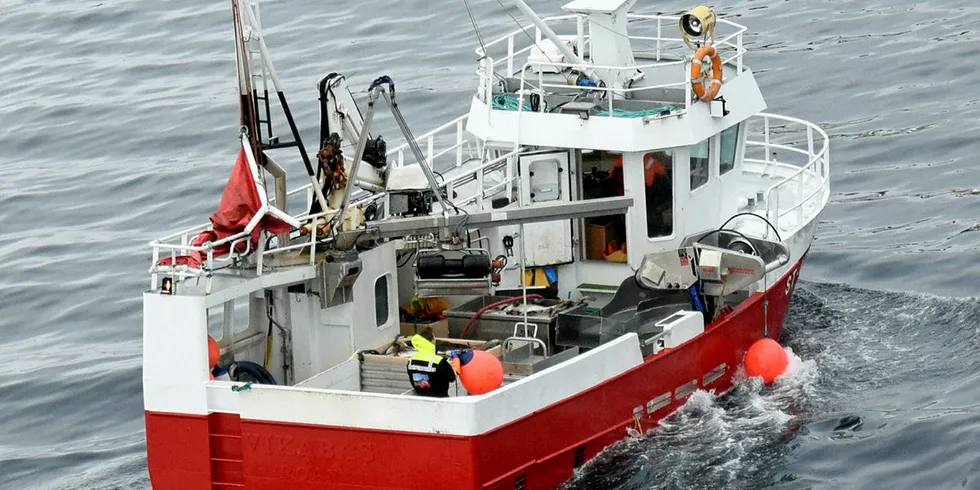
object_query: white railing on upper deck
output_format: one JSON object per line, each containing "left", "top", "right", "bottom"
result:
{"left": 385, "top": 113, "right": 523, "bottom": 209}
{"left": 743, "top": 113, "right": 831, "bottom": 235}
{"left": 474, "top": 14, "right": 747, "bottom": 114}
{"left": 387, "top": 115, "right": 482, "bottom": 171}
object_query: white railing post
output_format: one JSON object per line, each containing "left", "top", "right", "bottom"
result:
{"left": 309, "top": 219, "right": 317, "bottom": 265}
{"left": 764, "top": 116, "right": 771, "bottom": 163}
{"left": 577, "top": 16, "right": 585, "bottom": 61}
{"left": 485, "top": 56, "right": 494, "bottom": 126}
{"left": 806, "top": 126, "right": 815, "bottom": 162}
{"left": 736, "top": 32, "right": 744, "bottom": 73}
{"left": 477, "top": 161, "right": 485, "bottom": 210}
{"left": 656, "top": 17, "right": 662, "bottom": 61}
{"left": 506, "top": 154, "right": 514, "bottom": 202}
{"left": 427, "top": 136, "right": 434, "bottom": 169}
{"left": 398, "top": 148, "right": 405, "bottom": 167}
{"left": 151, "top": 246, "right": 159, "bottom": 289}
{"left": 797, "top": 172, "right": 804, "bottom": 226}
{"left": 774, "top": 191, "right": 781, "bottom": 233}
{"left": 456, "top": 119, "right": 464, "bottom": 167}
{"left": 507, "top": 35, "right": 515, "bottom": 76}
{"left": 684, "top": 61, "right": 691, "bottom": 110}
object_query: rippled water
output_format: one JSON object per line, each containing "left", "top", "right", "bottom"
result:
{"left": 2, "top": 0, "right": 979, "bottom": 488}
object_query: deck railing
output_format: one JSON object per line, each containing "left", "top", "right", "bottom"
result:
{"left": 475, "top": 14, "right": 747, "bottom": 114}
{"left": 387, "top": 114, "right": 482, "bottom": 171}
{"left": 743, "top": 113, "right": 831, "bottom": 235}
{"left": 149, "top": 112, "right": 523, "bottom": 288}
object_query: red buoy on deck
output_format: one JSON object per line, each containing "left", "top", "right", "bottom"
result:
{"left": 460, "top": 350, "right": 504, "bottom": 395}
{"left": 208, "top": 335, "right": 220, "bottom": 368}
{"left": 744, "top": 338, "right": 788, "bottom": 383}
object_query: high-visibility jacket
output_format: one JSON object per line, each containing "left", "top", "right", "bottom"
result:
{"left": 610, "top": 154, "right": 666, "bottom": 190}
{"left": 406, "top": 335, "right": 456, "bottom": 397}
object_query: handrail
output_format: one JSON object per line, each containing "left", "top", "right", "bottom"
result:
{"left": 386, "top": 115, "right": 477, "bottom": 170}
{"left": 744, "top": 113, "right": 831, "bottom": 236}
{"left": 474, "top": 13, "right": 747, "bottom": 93}
{"left": 150, "top": 112, "right": 509, "bottom": 282}
{"left": 475, "top": 13, "right": 747, "bottom": 59}
{"left": 473, "top": 12, "right": 747, "bottom": 115}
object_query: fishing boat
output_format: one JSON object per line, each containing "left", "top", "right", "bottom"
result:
{"left": 142, "top": 0, "right": 830, "bottom": 488}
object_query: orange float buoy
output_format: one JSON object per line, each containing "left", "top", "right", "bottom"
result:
{"left": 744, "top": 338, "right": 788, "bottom": 383}
{"left": 208, "top": 335, "right": 220, "bottom": 368}
{"left": 459, "top": 350, "right": 504, "bottom": 395}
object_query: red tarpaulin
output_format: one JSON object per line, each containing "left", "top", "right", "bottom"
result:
{"left": 157, "top": 148, "right": 292, "bottom": 269}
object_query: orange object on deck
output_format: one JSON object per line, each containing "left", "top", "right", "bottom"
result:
{"left": 459, "top": 350, "right": 504, "bottom": 395}
{"left": 208, "top": 335, "right": 220, "bottom": 368}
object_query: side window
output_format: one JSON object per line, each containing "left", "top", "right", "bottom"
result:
{"left": 645, "top": 151, "right": 673, "bottom": 238}
{"left": 690, "top": 139, "right": 709, "bottom": 191}
{"left": 719, "top": 124, "right": 739, "bottom": 175}
{"left": 374, "top": 275, "right": 390, "bottom": 328}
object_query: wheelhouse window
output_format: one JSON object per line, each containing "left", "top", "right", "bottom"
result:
{"left": 580, "top": 150, "right": 627, "bottom": 261}
{"left": 690, "top": 139, "right": 710, "bottom": 191}
{"left": 375, "top": 275, "right": 389, "bottom": 328}
{"left": 645, "top": 151, "right": 673, "bottom": 238}
{"left": 720, "top": 123, "right": 739, "bottom": 175}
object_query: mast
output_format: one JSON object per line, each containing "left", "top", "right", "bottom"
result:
{"left": 232, "top": 0, "right": 261, "bottom": 159}
{"left": 231, "top": 0, "right": 330, "bottom": 217}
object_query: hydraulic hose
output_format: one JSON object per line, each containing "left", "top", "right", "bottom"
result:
{"left": 460, "top": 294, "right": 544, "bottom": 338}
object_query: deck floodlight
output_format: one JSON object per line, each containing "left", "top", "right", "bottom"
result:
{"left": 679, "top": 5, "right": 716, "bottom": 47}
{"left": 161, "top": 276, "right": 174, "bottom": 295}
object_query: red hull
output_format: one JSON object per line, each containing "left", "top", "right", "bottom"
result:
{"left": 145, "top": 257, "right": 805, "bottom": 490}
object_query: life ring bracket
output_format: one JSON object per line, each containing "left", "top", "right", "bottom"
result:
{"left": 690, "top": 45, "right": 723, "bottom": 102}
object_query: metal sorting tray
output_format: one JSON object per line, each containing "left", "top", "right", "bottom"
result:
{"left": 556, "top": 279, "right": 695, "bottom": 349}
{"left": 444, "top": 295, "right": 570, "bottom": 351}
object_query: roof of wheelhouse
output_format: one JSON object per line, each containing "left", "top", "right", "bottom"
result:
{"left": 465, "top": 0, "right": 767, "bottom": 152}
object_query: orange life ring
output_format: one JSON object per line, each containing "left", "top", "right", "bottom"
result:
{"left": 690, "top": 45, "right": 723, "bottom": 102}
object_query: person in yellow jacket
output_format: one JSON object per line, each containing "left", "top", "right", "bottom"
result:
{"left": 406, "top": 327, "right": 466, "bottom": 397}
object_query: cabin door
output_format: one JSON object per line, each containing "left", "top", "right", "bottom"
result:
{"left": 516, "top": 150, "right": 573, "bottom": 266}
{"left": 681, "top": 137, "right": 724, "bottom": 238}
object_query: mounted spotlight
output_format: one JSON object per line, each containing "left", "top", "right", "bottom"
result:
{"left": 161, "top": 276, "right": 174, "bottom": 295}
{"left": 679, "top": 5, "right": 716, "bottom": 47}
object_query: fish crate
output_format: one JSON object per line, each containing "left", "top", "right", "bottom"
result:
{"left": 443, "top": 295, "right": 573, "bottom": 354}
{"left": 358, "top": 336, "right": 502, "bottom": 395}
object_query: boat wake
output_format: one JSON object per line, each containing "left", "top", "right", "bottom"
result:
{"left": 560, "top": 346, "right": 817, "bottom": 490}
{"left": 561, "top": 280, "right": 980, "bottom": 489}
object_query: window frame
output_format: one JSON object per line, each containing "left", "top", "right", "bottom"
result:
{"left": 719, "top": 123, "right": 740, "bottom": 176}
{"left": 689, "top": 138, "right": 711, "bottom": 192}
{"left": 374, "top": 273, "right": 393, "bottom": 330}
{"left": 644, "top": 150, "right": 675, "bottom": 239}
